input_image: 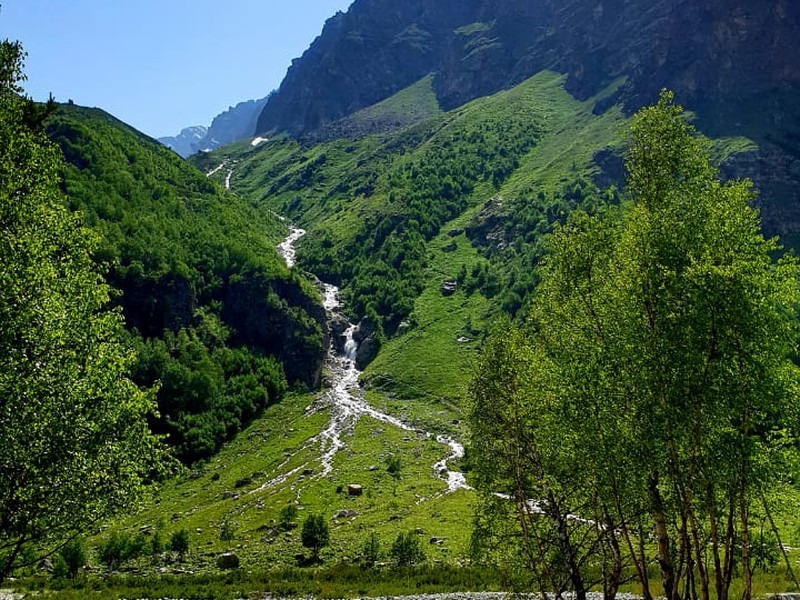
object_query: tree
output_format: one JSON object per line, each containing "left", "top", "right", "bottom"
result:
{"left": 389, "top": 531, "right": 425, "bottom": 567}
{"left": 169, "top": 529, "right": 190, "bottom": 562}
{"left": 0, "top": 40, "right": 166, "bottom": 583}
{"left": 300, "top": 513, "right": 330, "bottom": 562}
{"left": 362, "top": 532, "right": 381, "bottom": 566}
{"left": 470, "top": 92, "right": 800, "bottom": 600}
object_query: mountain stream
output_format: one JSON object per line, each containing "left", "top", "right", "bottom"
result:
{"left": 275, "top": 226, "right": 470, "bottom": 495}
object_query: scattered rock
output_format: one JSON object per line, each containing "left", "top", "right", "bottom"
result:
{"left": 38, "top": 558, "right": 53, "bottom": 572}
{"left": 216, "top": 552, "right": 240, "bottom": 570}
{"left": 334, "top": 509, "right": 359, "bottom": 519}
{"left": 413, "top": 527, "right": 426, "bottom": 535}
{"left": 195, "top": 528, "right": 202, "bottom": 534}
{"left": 347, "top": 484, "right": 364, "bottom": 496}
{"left": 234, "top": 477, "right": 252, "bottom": 489}
{"left": 441, "top": 280, "right": 458, "bottom": 296}
{"left": 447, "top": 228, "right": 464, "bottom": 237}
{"left": 456, "top": 336, "right": 473, "bottom": 344}
{"left": 430, "top": 536, "right": 445, "bottom": 545}
{"left": 442, "top": 241, "right": 458, "bottom": 252}
{"left": 302, "top": 468, "right": 314, "bottom": 476}
{"left": 189, "top": 470, "right": 203, "bottom": 480}
{"left": 211, "top": 473, "right": 221, "bottom": 481}
{"left": 335, "top": 485, "right": 344, "bottom": 494}
{"left": 221, "top": 491, "right": 239, "bottom": 500}
{"left": 367, "top": 465, "right": 379, "bottom": 471}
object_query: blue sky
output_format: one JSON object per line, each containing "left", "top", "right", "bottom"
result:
{"left": 2, "top": 0, "right": 353, "bottom": 138}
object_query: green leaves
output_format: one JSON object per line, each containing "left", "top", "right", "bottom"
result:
{"left": 0, "top": 39, "right": 168, "bottom": 583}
{"left": 470, "top": 91, "right": 800, "bottom": 600}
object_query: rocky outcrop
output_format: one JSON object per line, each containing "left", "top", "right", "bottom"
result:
{"left": 223, "top": 273, "right": 327, "bottom": 388}
{"left": 257, "top": 0, "right": 800, "bottom": 142}
{"left": 353, "top": 317, "right": 381, "bottom": 370}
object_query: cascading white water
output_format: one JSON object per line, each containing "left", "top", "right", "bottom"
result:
{"left": 268, "top": 225, "right": 469, "bottom": 493}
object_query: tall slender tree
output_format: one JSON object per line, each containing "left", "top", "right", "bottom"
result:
{"left": 0, "top": 40, "right": 166, "bottom": 583}
{"left": 470, "top": 92, "right": 800, "bottom": 600}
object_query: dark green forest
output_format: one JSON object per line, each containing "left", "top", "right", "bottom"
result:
{"left": 46, "top": 106, "right": 326, "bottom": 463}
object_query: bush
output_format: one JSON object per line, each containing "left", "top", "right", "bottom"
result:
{"left": 55, "top": 538, "right": 87, "bottom": 579}
{"left": 362, "top": 532, "right": 381, "bottom": 566}
{"left": 301, "top": 513, "right": 330, "bottom": 561}
{"left": 278, "top": 504, "right": 298, "bottom": 530}
{"left": 97, "top": 531, "right": 146, "bottom": 571}
{"left": 219, "top": 515, "right": 237, "bottom": 542}
{"left": 390, "top": 531, "right": 425, "bottom": 566}
{"left": 169, "top": 529, "right": 190, "bottom": 561}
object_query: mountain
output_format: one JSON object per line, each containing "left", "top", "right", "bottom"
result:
{"left": 47, "top": 104, "right": 326, "bottom": 463}
{"left": 257, "top": 0, "right": 799, "bottom": 139}
{"left": 158, "top": 124, "right": 208, "bottom": 158}
{"left": 254, "top": 0, "right": 800, "bottom": 239}
{"left": 160, "top": 95, "right": 270, "bottom": 157}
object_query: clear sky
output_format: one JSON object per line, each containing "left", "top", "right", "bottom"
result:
{"left": 1, "top": 0, "right": 353, "bottom": 138}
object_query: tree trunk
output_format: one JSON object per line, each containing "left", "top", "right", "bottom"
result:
{"left": 740, "top": 488, "right": 752, "bottom": 600}
{"left": 650, "top": 474, "right": 675, "bottom": 600}
{"left": 547, "top": 491, "right": 587, "bottom": 600}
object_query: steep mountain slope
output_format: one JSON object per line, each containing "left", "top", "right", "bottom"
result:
{"left": 255, "top": 0, "right": 800, "bottom": 238}
{"left": 46, "top": 105, "right": 326, "bottom": 462}
{"left": 257, "top": 0, "right": 799, "bottom": 138}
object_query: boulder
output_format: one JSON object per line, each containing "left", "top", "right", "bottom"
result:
{"left": 234, "top": 477, "right": 252, "bottom": 489}
{"left": 442, "top": 241, "right": 458, "bottom": 252}
{"left": 347, "top": 484, "right": 364, "bottom": 496}
{"left": 355, "top": 336, "right": 380, "bottom": 370}
{"left": 216, "top": 552, "right": 240, "bottom": 570}
{"left": 441, "top": 280, "right": 458, "bottom": 296}
{"left": 335, "top": 509, "right": 359, "bottom": 519}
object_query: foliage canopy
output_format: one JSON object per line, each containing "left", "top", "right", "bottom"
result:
{"left": 470, "top": 92, "right": 800, "bottom": 600}
{"left": 0, "top": 40, "right": 166, "bottom": 583}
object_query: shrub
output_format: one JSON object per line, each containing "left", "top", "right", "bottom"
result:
{"left": 390, "top": 531, "right": 425, "bottom": 566}
{"left": 301, "top": 513, "right": 330, "bottom": 561}
{"left": 169, "top": 529, "right": 190, "bottom": 561}
{"left": 219, "top": 515, "right": 237, "bottom": 542}
{"left": 278, "top": 504, "right": 298, "bottom": 530}
{"left": 362, "top": 532, "right": 381, "bottom": 566}
{"left": 56, "top": 538, "right": 87, "bottom": 579}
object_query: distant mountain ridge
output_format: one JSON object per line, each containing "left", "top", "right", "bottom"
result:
{"left": 160, "top": 95, "right": 270, "bottom": 157}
